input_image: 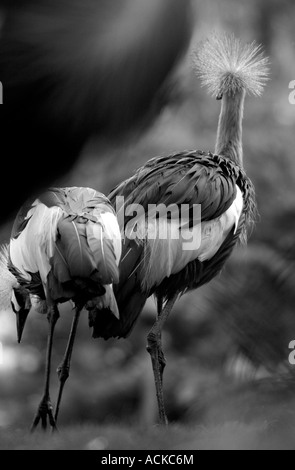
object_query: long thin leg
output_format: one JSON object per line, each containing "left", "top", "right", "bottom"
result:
{"left": 156, "top": 297, "right": 166, "bottom": 384}
{"left": 147, "top": 294, "right": 178, "bottom": 425}
{"left": 31, "top": 305, "right": 59, "bottom": 433}
{"left": 54, "top": 307, "right": 82, "bottom": 424}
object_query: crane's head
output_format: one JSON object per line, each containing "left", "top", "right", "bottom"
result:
{"left": 11, "top": 287, "right": 31, "bottom": 344}
{"left": 192, "top": 32, "right": 270, "bottom": 100}
{"left": 0, "top": 244, "right": 31, "bottom": 343}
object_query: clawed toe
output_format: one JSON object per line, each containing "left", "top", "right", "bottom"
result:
{"left": 30, "top": 396, "right": 57, "bottom": 433}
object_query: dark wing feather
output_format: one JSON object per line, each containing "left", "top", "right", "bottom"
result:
{"left": 38, "top": 188, "right": 67, "bottom": 209}
{"left": 89, "top": 236, "right": 144, "bottom": 339}
{"left": 93, "top": 151, "right": 255, "bottom": 339}
{"left": 86, "top": 222, "right": 119, "bottom": 285}
{"left": 110, "top": 151, "right": 238, "bottom": 225}
{"left": 91, "top": 291, "right": 147, "bottom": 340}
{"left": 11, "top": 197, "right": 36, "bottom": 239}
{"left": 56, "top": 218, "right": 96, "bottom": 279}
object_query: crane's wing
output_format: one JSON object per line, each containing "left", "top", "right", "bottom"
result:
{"left": 111, "top": 151, "right": 239, "bottom": 224}
{"left": 43, "top": 188, "right": 121, "bottom": 302}
{"left": 93, "top": 151, "right": 253, "bottom": 339}
{"left": 9, "top": 187, "right": 122, "bottom": 340}
{"left": 10, "top": 187, "right": 121, "bottom": 306}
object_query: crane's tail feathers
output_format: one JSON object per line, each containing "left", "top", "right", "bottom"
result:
{"left": 193, "top": 32, "right": 270, "bottom": 97}
{"left": 96, "top": 285, "right": 120, "bottom": 320}
{"left": 88, "top": 285, "right": 121, "bottom": 337}
{"left": 103, "top": 285, "right": 120, "bottom": 320}
{"left": 90, "top": 290, "right": 147, "bottom": 340}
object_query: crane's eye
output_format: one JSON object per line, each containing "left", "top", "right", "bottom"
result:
{"left": 216, "top": 92, "right": 223, "bottom": 101}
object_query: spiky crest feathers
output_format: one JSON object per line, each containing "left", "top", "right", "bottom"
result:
{"left": 193, "top": 32, "right": 270, "bottom": 98}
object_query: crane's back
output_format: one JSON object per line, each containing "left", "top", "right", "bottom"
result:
{"left": 9, "top": 187, "right": 121, "bottom": 308}
{"left": 93, "top": 151, "right": 256, "bottom": 340}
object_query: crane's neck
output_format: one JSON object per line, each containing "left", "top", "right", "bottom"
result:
{"left": 215, "top": 90, "right": 246, "bottom": 168}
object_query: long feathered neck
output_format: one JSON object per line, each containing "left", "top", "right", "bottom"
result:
{"left": 215, "top": 90, "right": 246, "bottom": 167}
{"left": 193, "top": 32, "right": 269, "bottom": 168}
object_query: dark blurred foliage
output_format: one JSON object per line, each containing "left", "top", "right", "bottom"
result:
{"left": 1, "top": 0, "right": 295, "bottom": 439}
{"left": 0, "top": 0, "right": 192, "bottom": 220}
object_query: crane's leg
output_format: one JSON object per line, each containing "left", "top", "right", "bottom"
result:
{"left": 54, "top": 306, "right": 82, "bottom": 425}
{"left": 156, "top": 297, "right": 166, "bottom": 384}
{"left": 31, "top": 305, "right": 59, "bottom": 433}
{"left": 146, "top": 294, "right": 178, "bottom": 425}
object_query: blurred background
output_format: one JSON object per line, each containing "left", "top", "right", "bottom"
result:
{"left": 1, "top": 0, "right": 295, "bottom": 449}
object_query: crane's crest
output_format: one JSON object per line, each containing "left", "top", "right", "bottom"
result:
{"left": 0, "top": 244, "right": 18, "bottom": 311}
{"left": 192, "top": 32, "right": 270, "bottom": 97}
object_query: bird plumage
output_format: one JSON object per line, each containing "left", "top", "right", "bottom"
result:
{"left": 193, "top": 32, "right": 270, "bottom": 98}
{"left": 95, "top": 33, "right": 267, "bottom": 425}
{"left": 93, "top": 151, "right": 256, "bottom": 340}
{"left": 1, "top": 186, "right": 123, "bottom": 429}
{"left": 193, "top": 33, "right": 269, "bottom": 167}
{"left": 0, "top": 244, "right": 19, "bottom": 312}
{"left": 8, "top": 187, "right": 121, "bottom": 324}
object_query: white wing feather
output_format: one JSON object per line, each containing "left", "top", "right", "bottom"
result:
{"left": 0, "top": 244, "right": 19, "bottom": 312}
{"left": 141, "top": 186, "right": 243, "bottom": 291}
{"left": 9, "top": 201, "right": 63, "bottom": 285}
{"left": 99, "top": 211, "right": 122, "bottom": 264}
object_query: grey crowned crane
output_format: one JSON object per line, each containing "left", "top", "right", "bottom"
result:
{"left": 87, "top": 34, "right": 269, "bottom": 424}
{"left": 1, "top": 187, "right": 121, "bottom": 431}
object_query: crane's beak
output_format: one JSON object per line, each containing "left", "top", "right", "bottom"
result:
{"left": 12, "top": 288, "right": 31, "bottom": 343}
{"left": 16, "top": 307, "right": 30, "bottom": 344}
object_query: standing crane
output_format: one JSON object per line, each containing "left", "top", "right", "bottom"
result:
{"left": 87, "top": 33, "right": 269, "bottom": 424}
{"left": 2, "top": 187, "right": 121, "bottom": 431}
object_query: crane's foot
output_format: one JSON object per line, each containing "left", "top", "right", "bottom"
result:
{"left": 30, "top": 395, "right": 57, "bottom": 433}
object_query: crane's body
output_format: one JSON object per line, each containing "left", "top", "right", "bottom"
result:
{"left": 93, "top": 33, "right": 269, "bottom": 424}
{"left": 9, "top": 187, "right": 121, "bottom": 319}
{"left": 0, "top": 33, "right": 269, "bottom": 428}
{"left": 5, "top": 186, "right": 121, "bottom": 430}
{"left": 93, "top": 152, "right": 254, "bottom": 341}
